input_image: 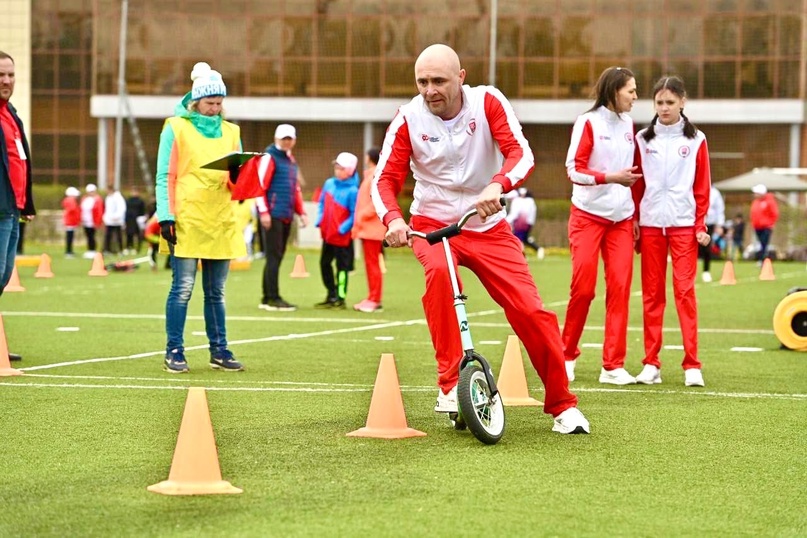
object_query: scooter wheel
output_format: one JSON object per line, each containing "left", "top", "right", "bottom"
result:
{"left": 773, "top": 289, "right": 807, "bottom": 351}
{"left": 457, "top": 364, "right": 505, "bottom": 445}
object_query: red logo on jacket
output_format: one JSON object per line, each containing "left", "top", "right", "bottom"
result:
{"left": 466, "top": 120, "right": 476, "bottom": 136}
{"left": 678, "top": 146, "right": 691, "bottom": 158}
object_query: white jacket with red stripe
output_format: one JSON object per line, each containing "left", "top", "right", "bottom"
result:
{"left": 371, "top": 85, "right": 534, "bottom": 233}
{"left": 565, "top": 106, "right": 635, "bottom": 222}
{"left": 633, "top": 118, "right": 711, "bottom": 233}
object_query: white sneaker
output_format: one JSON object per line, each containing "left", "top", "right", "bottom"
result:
{"left": 599, "top": 368, "right": 637, "bottom": 385}
{"left": 684, "top": 368, "right": 705, "bottom": 387}
{"left": 537, "top": 247, "right": 546, "bottom": 260}
{"left": 635, "top": 364, "right": 662, "bottom": 384}
{"left": 565, "top": 360, "right": 576, "bottom": 382}
{"left": 434, "top": 386, "right": 458, "bottom": 413}
{"left": 701, "top": 271, "right": 712, "bottom": 283}
{"left": 552, "top": 407, "right": 590, "bottom": 434}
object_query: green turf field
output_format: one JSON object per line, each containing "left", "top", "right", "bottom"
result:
{"left": 1, "top": 246, "right": 805, "bottom": 537}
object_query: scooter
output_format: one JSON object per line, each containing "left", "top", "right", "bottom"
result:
{"left": 405, "top": 202, "right": 506, "bottom": 445}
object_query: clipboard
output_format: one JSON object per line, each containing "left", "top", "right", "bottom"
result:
{"left": 201, "top": 151, "right": 265, "bottom": 171}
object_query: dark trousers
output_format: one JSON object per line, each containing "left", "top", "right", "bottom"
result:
{"left": 65, "top": 229, "right": 75, "bottom": 254}
{"left": 84, "top": 227, "right": 97, "bottom": 251}
{"left": 126, "top": 222, "right": 142, "bottom": 251}
{"left": 698, "top": 224, "right": 716, "bottom": 272}
{"left": 320, "top": 242, "right": 354, "bottom": 300}
{"left": 755, "top": 227, "right": 773, "bottom": 260}
{"left": 261, "top": 219, "right": 292, "bottom": 302}
{"left": 104, "top": 225, "right": 123, "bottom": 254}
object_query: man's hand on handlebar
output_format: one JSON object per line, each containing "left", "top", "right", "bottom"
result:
{"left": 385, "top": 218, "right": 411, "bottom": 248}
{"left": 476, "top": 183, "right": 505, "bottom": 222}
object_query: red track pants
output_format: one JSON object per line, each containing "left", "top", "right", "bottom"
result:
{"left": 411, "top": 216, "right": 577, "bottom": 417}
{"left": 361, "top": 239, "right": 384, "bottom": 303}
{"left": 562, "top": 207, "right": 634, "bottom": 370}
{"left": 639, "top": 226, "right": 702, "bottom": 370}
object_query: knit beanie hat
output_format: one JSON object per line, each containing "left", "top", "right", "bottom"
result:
{"left": 191, "top": 62, "right": 227, "bottom": 100}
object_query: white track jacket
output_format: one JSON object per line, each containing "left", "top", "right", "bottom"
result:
{"left": 371, "top": 85, "right": 534, "bottom": 233}
{"left": 633, "top": 118, "right": 711, "bottom": 233}
{"left": 565, "top": 106, "right": 635, "bottom": 222}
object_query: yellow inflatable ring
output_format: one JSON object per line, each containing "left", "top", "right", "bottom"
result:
{"left": 773, "top": 289, "right": 807, "bottom": 351}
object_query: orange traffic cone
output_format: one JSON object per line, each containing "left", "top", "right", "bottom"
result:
{"left": 497, "top": 335, "right": 542, "bottom": 406}
{"left": 34, "top": 253, "right": 55, "bottom": 278}
{"left": 289, "top": 254, "right": 309, "bottom": 278}
{"left": 379, "top": 253, "right": 387, "bottom": 274}
{"left": 3, "top": 265, "right": 25, "bottom": 292}
{"left": 719, "top": 261, "right": 736, "bottom": 285}
{"left": 88, "top": 252, "right": 108, "bottom": 276}
{"left": 347, "top": 353, "right": 427, "bottom": 439}
{"left": 0, "top": 313, "right": 22, "bottom": 377}
{"left": 759, "top": 258, "right": 776, "bottom": 281}
{"left": 148, "top": 387, "right": 242, "bottom": 495}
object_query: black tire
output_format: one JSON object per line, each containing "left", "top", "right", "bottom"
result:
{"left": 457, "top": 364, "right": 505, "bottom": 445}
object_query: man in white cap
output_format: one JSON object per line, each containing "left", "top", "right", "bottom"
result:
{"left": 255, "top": 123, "right": 309, "bottom": 312}
{"left": 750, "top": 183, "right": 779, "bottom": 263}
{"left": 80, "top": 183, "right": 103, "bottom": 257}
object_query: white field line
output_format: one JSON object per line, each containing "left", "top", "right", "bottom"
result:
{"left": 1, "top": 376, "right": 804, "bottom": 401}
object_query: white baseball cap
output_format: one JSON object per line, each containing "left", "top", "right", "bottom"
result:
{"left": 274, "top": 124, "right": 296, "bottom": 140}
{"left": 751, "top": 184, "right": 767, "bottom": 195}
{"left": 65, "top": 187, "right": 80, "bottom": 197}
{"left": 332, "top": 152, "right": 358, "bottom": 175}
{"left": 86, "top": 183, "right": 97, "bottom": 193}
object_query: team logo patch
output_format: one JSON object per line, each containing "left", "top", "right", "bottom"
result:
{"left": 421, "top": 134, "right": 440, "bottom": 142}
{"left": 466, "top": 120, "right": 477, "bottom": 136}
{"left": 625, "top": 133, "right": 633, "bottom": 143}
{"left": 678, "top": 146, "right": 691, "bottom": 158}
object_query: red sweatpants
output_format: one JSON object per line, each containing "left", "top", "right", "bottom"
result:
{"left": 411, "top": 215, "right": 577, "bottom": 417}
{"left": 562, "top": 207, "right": 634, "bottom": 370}
{"left": 361, "top": 239, "right": 384, "bottom": 303}
{"left": 639, "top": 226, "right": 701, "bottom": 370}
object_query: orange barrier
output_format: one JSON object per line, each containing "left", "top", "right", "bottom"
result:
{"left": 289, "top": 254, "right": 310, "bottom": 278}
{"left": 759, "top": 258, "right": 776, "bottom": 281}
{"left": 0, "top": 313, "right": 23, "bottom": 377}
{"left": 34, "top": 253, "right": 55, "bottom": 278}
{"left": 147, "top": 387, "right": 242, "bottom": 495}
{"left": 347, "top": 353, "right": 427, "bottom": 439}
{"left": 88, "top": 252, "right": 108, "bottom": 276}
{"left": 3, "top": 265, "right": 25, "bottom": 292}
{"left": 497, "top": 335, "right": 542, "bottom": 407}
{"left": 719, "top": 261, "right": 736, "bottom": 285}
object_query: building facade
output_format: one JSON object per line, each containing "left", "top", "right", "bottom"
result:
{"left": 7, "top": 0, "right": 807, "bottom": 199}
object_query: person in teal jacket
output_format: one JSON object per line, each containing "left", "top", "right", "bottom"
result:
{"left": 314, "top": 152, "right": 359, "bottom": 309}
{"left": 155, "top": 61, "right": 246, "bottom": 373}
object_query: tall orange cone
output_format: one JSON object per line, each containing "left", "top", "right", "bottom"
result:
{"left": 34, "top": 253, "right": 55, "bottom": 278}
{"left": 759, "top": 258, "right": 776, "bottom": 281}
{"left": 88, "top": 252, "right": 108, "bottom": 276}
{"left": 148, "top": 387, "right": 242, "bottom": 495}
{"left": 3, "top": 265, "right": 25, "bottom": 292}
{"left": 289, "top": 254, "right": 309, "bottom": 278}
{"left": 347, "top": 353, "right": 427, "bottom": 439}
{"left": 719, "top": 260, "right": 736, "bottom": 285}
{"left": 0, "top": 313, "right": 22, "bottom": 377}
{"left": 497, "top": 335, "right": 542, "bottom": 406}
{"left": 378, "top": 253, "right": 387, "bottom": 274}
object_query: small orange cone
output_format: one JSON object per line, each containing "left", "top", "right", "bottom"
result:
{"left": 497, "top": 335, "right": 542, "bottom": 406}
{"left": 88, "top": 252, "right": 108, "bottom": 276}
{"left": 289, "top": 254, "right": 309, "bottom": 278}
{"left": 347, "top": 353, "right": 427, "bottom": 439}
{"left": 719, "top": 261, "right": 736, "bottom": 285}
{"left": 148, "top": 387, "right": 242, "bottom": 495}
{"left": 34, "top": 253, "right": 55, "bottom": 278}
{"left": 759, "top": 258, "right": 776, "bottom": 281}
{"left": 0, "top": 313, "right": 22, "bottom": 377}
{"left": 378, "top": 253, "right": 387, "bottom": 274}
{"left": 3, "top": 265, "right": 25, "bottom": 292}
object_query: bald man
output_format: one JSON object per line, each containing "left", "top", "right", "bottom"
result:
{"left": 371, "top": 44, "right": 589, "bottom": 434}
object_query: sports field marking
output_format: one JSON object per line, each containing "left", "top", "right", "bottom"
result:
{"left": 2, "top": 375, "right": 805, "bottom": 401}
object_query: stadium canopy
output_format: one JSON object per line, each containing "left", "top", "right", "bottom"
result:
{"left": 713, "top": 168, "right": 807, "bottom": 192}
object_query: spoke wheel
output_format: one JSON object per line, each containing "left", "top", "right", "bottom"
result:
{"left": 457, "top": 364, "right": 505, "bottom": 445}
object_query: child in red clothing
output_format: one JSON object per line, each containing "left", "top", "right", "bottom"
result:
{"left": 61, "top": 187, "right": 81, "bottom": 257}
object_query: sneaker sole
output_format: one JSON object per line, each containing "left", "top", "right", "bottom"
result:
{"left": 210, "top": 364, "right": 244, "bottom": 372}
{"left": 164, "top": 366, "right": 189, "bottom": 374}
{"left": 434, "top": 406, "right": 458, "bottom": 413}
{"left": 636, "top": 377, "right": 662, "bottom": 384}
{"left": 598, "top": 377, "right": 637, "bottom": 385}
{"left": 685, "top": 381, "right": 705, "bottom": 387}
{"left": 553, "top": 424, "right": 590, "bottom": 434}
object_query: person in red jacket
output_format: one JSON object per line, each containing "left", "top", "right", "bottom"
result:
{"left": 750, "top": 184, "right": 779, "bottom": 263}
{"left": 351, "top": 147, "right": 385, "bottom": 313}
{"left": 61, "top": 187, "right": 81, "bottom": 257}
{"left": 80, "top": 183, "right": 104, "bottom": 258}
{"left": 632, "top": 75, "right": 711, "bottom": 388}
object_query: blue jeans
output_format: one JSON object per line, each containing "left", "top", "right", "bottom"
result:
{"left": 0, "top": 211, "right": 20, "bottom": 297}
{"left": 165, "top": 256, "right": 230, "bottom": 355}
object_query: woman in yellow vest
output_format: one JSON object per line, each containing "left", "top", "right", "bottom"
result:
{"left": 155, "top": 62, "right": 246, "bottom": 373}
